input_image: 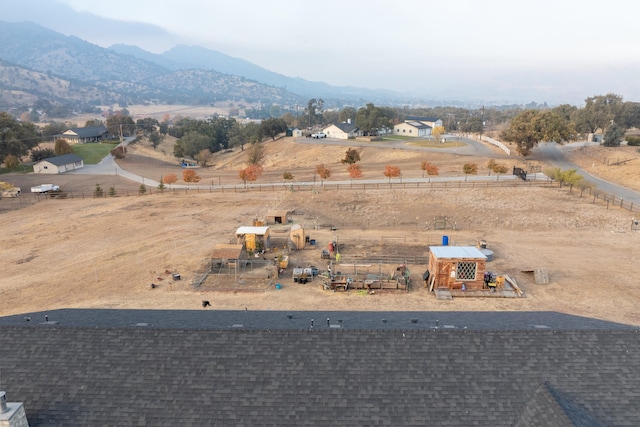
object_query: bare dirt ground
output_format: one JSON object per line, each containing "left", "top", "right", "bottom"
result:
{"left": 565, "top": 143, "right": 640, "bottom": 193}
{"left": 2, "top": 136, "right": 640, "bottom": 326}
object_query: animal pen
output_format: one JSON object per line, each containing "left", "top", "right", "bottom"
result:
{"left": 194, "top": 258, "right": 279, "bottom": 291}
{"left": 320, "top": 261, "right": 411, "bottom": 292}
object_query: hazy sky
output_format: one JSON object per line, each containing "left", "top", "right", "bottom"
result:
{"left": 5, "top": 0, "right": 640, "bottom": 104}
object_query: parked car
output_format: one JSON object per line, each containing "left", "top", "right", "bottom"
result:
{"left": 311, "top": 132, "right": 326, "bottom": 139}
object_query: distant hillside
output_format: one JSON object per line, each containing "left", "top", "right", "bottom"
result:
{"left": 0, "top": 21, "right": 307, "bottom": 112}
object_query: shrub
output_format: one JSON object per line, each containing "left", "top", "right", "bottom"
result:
{"left": 421, "top": 161, "right": 439, "bottom": 176}
{"left": 3, "top": 154, "right": 20, "bottom": 169}
{"left": 347, "top": 164, "right": 363, "bottom": 179}
{"left": 163, "top": 174, "right": 177, "bottom": 186}
{"left": 54, "top": 138, "right": 73, "bottom": 155}
{"left": 30, "top": 147, "right": 56, "bottom": 162}
{"left": 111, "top": 145, "right": 126, "bottom": 159}
{"left": 463, "top": 163, "right": 478, "bottom": 174}
{"left": 342, "top": 148, "right": 360, "bottom": 164}
{"left": 139, "top": 184, "right": 147, "bottom": 195}
{"left": 626, "top": 136, "right": 640, "bottom": 146}
{"left": 183, "top": 169, "right": 201, "bottom": 183}
{"left": 93, "top": 183, "right": 104, "bottom": 198}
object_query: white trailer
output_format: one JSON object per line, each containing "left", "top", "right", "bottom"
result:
{"left": 30, "top": 184, "right": 60, "bottom": 193}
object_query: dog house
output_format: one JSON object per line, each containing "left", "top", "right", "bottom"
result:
{"left": 427, "top": 246, "right": 487, "bottom": 291}
{"left": 236, "top": 226, "right": 271, "bottom": 251}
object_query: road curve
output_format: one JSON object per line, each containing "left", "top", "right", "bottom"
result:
{"left": 534, "top": 142, "right": 640, "bottom": 206}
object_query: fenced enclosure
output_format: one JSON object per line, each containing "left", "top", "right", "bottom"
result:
{"left": 193, "top": 259, "right": 278, "bottom": 291}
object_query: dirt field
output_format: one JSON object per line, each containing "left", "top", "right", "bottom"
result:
{"left": 2, "top": 136, "right": 640, "bottom": 326}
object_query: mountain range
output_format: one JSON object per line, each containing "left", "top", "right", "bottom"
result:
{"left": 0, "top": 21, "right": 412, "bottom": 115}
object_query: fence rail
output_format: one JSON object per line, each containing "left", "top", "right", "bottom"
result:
{"left": 1, "top": 178, "right": 556, "bottom": 203}
{"left": 2, "top": 178, "right": 639, "bottom": 216}
{"left": 567, "top": 184, "right": 640, "bottom": 214}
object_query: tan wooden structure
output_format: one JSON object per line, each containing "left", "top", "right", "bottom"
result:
{"left": 427, "top": 246, "right": 487, "bottom": 291}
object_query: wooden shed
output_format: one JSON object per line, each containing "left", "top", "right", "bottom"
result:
{"left": 427, "top": 246, "right": 487, "bottom": 291}
{"left": 236, "top": 226, "right": 271, "bottom": 251}
{"left": 265, "top": 210, "right": 290, "bottom": 225}
{"left": 289, "top": 224, "right": 305, "bottom": 250}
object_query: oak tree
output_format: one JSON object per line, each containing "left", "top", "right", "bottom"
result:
{"left": 500, "top": 110, "right": 575, "bottom": 156}
{"left": 239, "top": 164, "right": 263, "bottom": 187}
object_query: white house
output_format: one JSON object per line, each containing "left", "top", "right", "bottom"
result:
{"left": 33, "top": 153, "right": 84, "bottom": 174}
{"left": 323, "top": 122, "right": 359, "bottom": 139}
{"left": 394, "top": 121, "right": 432, "bottom": 137}
{"left": 393, "top": 116, "right": 443, "bottom": 137}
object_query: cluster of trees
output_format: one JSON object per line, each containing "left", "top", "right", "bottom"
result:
{"left": 171, "top": 116, "right": 287, "bottom": 160}
{"left": 0, "top": 112, "right": 42, "bottom": 167}
{"left": 501, "top": 93, "right": 640, "bottom": 155}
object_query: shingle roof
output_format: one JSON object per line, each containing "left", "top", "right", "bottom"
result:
{"left": 515, "top": 383, "right": 605, "bottom": 427}
{"left": 329, "top": 122, "right": 358, "bottom": 133}
{"left": 0, "top": 310, "right": 638, "bottom": 426}
{"left": 38, "top": 153, "right": 83, "bottom": 166}
{"left": 62, "top": 126, "right": 108, "bottom": 138}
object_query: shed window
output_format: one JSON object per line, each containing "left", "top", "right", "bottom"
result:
{"left": 456, "top": 262, "right": 477, "bottom": 281}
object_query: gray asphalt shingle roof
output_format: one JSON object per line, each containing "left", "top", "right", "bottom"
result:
{"left": 38, "top": 153, "right": 83, "bottom": 166}
{"left": 63, "top": 126, "right": 107, "bottom": 138}
{"left": 1, "top": 310, "right": 638, "bottom": 426}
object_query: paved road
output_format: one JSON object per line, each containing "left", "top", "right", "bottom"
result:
{"left": 295, "top": 134, "right": 500, "bottom": 157}
{"left": 534, "top": 142, "right": 640, "bottom": 206}
{"left": 68, "top": 135, "right": 640, "bottom": 205}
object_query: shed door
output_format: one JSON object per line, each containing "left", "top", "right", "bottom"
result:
{"left": 436, "top": 262, "right": 452, "bottom": 289}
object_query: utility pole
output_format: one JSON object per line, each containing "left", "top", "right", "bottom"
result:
{"left": 480, "top": 105, "right": 485, "bottom": 140}
{"left": 119, "top": 124, "right": 126, "bottom": 158}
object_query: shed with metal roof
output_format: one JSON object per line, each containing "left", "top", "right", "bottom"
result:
{"left": 236, "top": 226, "right": 271, "bottom": 250}
{"left": 428, "top": 246, "right": 487, "bottom": 291}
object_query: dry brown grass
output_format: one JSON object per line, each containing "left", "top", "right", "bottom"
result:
{"left": 2, "top": 132, "right": 640, "bottom": 326}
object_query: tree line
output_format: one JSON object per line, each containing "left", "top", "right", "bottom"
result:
{"left": 2, "top": 92, "right": 639, "bottom": 169}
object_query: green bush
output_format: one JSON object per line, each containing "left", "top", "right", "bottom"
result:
{"left": 463, "top": 163, "right": 478, "bottom": 174}
{"left": 93, "top": 183, "right": 103, "bottom": 198}
{"left": 626, "top": 136, "right": 640, "bottom": 146}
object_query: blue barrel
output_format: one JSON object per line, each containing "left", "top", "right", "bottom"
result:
{"left": 442, "top": 235, "right": 449, "bottom": 246}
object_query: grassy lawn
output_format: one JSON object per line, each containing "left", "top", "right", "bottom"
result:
{"left": 72, "top": 143, "right": 119, "bottom": 164}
